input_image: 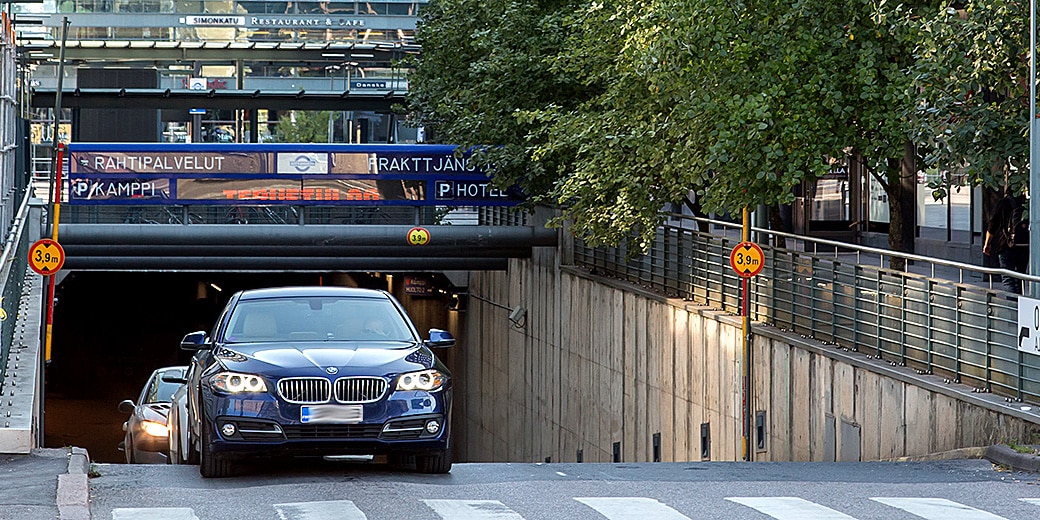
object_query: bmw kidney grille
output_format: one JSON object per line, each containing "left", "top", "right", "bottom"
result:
{"left": 335, "top": 377, "right": 388, "bottom": 403}
{"left": 278, "top": 377, "right": 331, "bottom": 404}
{"left": 278, "top": 376, "right": 387, "bottom": 404}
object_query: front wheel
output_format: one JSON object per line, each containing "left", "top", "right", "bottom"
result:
{"left": 199, "top": 422, "right": 233, "bottom": 478}
{"left": 415, "top": 448, "right": 452, "bottom": 474}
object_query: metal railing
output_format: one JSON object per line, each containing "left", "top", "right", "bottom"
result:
{"left": 0, "top": 189, "right": 34, "bottom": 390}
{"left": 0, "top": 16, "right": 31, "bottom": 391}
{"left": 573, "top": 214, "right": 1040, "bottom": 407}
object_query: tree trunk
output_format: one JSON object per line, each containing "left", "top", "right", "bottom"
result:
{"left": 769, "top": 204, "right": 787, "bottom": 249}
{"left": 886, "top": 141, "right": 917, "bottom": 271}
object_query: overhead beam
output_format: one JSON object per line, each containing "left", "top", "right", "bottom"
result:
{"left": 30, "top": 88, "right": 401, "bottom": 111}
{"left": 17, "top": 39, "right": 418, "bottom": 65}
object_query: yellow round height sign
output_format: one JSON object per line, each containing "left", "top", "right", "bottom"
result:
{"left": 407, "top": 227, "right": 431, "bottom": 246}
{"left": 29, "top": 238, "right": 65, "bottom": 275}
{"left": 730, "top": 241, "right": 764, "bottom": 278}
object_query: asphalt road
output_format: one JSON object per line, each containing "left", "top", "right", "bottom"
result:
{"left": 88, "top": 458, "right": 1040, "bottom": 519}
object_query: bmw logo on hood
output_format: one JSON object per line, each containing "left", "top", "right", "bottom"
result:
{"left": 326, "top": 366, "right": 339, "bottom": 375}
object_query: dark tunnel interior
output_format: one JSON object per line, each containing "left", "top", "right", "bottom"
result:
{"left": 43, "top": 271, "right": 356, "bottom": 463}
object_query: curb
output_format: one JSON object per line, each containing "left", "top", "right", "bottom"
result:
{"left": 984, "top": 444, "right": 1040, "bottom": 473}
{"left": 56, "top": 447, "right": 90, "bottom": 520}
{"left": 886, "top": 446, "right": 988, "bottom": 462}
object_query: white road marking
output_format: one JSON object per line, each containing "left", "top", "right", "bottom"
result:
{"left": 275, "top": 500, "right": 368, "bottom": 520}
{"left": 112, "top": 508, "right": 199, "bottom": 520}
{"left": 726, "top": 497, "right": 858, "bottom": 519}
{"left": 872, "top": 497, "right": 1008, "bottom": 519}
{"left": 1022, "top": 498, "right": 1040, "bottom": 506}
{"left": 423, "top": 499, "right": 525, "bottom": 519}
{"left": 574, "top": 497, "right": 691, "bottom": 519}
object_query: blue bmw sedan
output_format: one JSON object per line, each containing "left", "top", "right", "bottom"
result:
{"left": 178, "top": 286, "right": 454, "bottom": 477}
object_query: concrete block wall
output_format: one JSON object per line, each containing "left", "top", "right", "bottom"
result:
{"left": 453, "top": 247, "right": 1040, "bottom": 463}
{"left": 0, "top": 272, "right": 44, "bottom": 453}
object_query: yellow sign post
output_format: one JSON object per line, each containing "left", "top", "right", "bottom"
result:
{"left": 731, "top": 208, "right": 768, "bottom": 461}
{"left": 40, "top": 143, "right": 67, "bottom": 362}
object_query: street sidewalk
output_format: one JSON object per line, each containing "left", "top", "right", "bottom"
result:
{"left": 0, "top": 447, "right": 89, "bottom": 520}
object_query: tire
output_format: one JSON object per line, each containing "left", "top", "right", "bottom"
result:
{"left": 125, "top": 436, "right": 135, "bottom": 465}
{"left": 186, "top": 435, "right": 200, "bottom": 465}
{"left": 199, "top": 422, "right": 233, "bottom": 478}
{"left": 415, "top": 448, "right": 452, "bottom": 474}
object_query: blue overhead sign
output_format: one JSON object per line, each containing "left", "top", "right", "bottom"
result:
{"left": 66, "top": 143, "right": 523, "bottom": 207}
{"left": 351, "top": 80, "right": 388, "bottom": 90}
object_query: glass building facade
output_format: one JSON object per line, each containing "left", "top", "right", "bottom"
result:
{"left": 28, "top": 0, "right": 422, "bottom": 43}
{"left": 16, "top": 0, "right": 425, "bottom": 161}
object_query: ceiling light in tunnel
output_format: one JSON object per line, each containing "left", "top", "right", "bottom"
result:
{"left": 210, "top": 283, "right": 222, "bottom": 292}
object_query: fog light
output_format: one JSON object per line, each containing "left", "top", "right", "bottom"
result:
{"left": 425, "top": 420, "right": 441, "bottom": 434}
{"left": 221, "top": 423, "right": 236, "bottom": 437}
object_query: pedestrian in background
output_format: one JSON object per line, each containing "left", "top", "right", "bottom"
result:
{"left": 983, "top": 188, "right": 1029, "bottom": 294}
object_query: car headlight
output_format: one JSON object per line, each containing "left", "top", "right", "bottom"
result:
{"left": 140, "top": 420, "right": 169, "bottom": 437}
{"left": 210, "top": 372, "right": 268, "bottom": 393}
{"left": 396, "top": 369, "right": 447, "bottom": 392}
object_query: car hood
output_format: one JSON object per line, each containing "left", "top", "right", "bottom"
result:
{"left": 138, "top": 403, "right": 171, "bottom": 424}
{"left": 214, "top": 341, "right": 433, "bottom": 377}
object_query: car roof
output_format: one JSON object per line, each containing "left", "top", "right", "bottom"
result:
{"left": 153, "top": 365, "right": 187, "bottom": 374}
{"left": 236, "top": 286, "right": 390, "bottom": 301}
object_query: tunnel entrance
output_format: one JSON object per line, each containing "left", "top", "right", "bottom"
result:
{"left": 42, "top": 270, "right": 457, "bottom": 463}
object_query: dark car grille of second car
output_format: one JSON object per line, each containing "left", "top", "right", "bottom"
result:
{"left": 278, "top": 377, "right": 387, "bottom": 404}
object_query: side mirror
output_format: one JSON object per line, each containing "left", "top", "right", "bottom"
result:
{"left": 180, "top": 331, "right": 209, "bottom": 351}
{"left": 161, "top": 374, "right": 188, "bottom": 385}
{"left": 118, "top": 399, "right": 135, "bottom": 414}
{"left": 426, "top": 328, "right": 455, "bottom": 348}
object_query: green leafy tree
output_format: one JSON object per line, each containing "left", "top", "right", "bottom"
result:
{"left": 409, "top": 0, "right": 946, "bottom": 263}
{"left": 911, "top": 1, "right": 1030, "bottom": 195}
{"left": 271, "top": 111, "right": 334, "bottom": 143}
{"left": 407, "top": 0, "right": 589, "bottom": 202}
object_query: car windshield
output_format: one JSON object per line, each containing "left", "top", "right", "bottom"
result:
{"left": 223, "top": 296, "right": 415, "bottom": 343}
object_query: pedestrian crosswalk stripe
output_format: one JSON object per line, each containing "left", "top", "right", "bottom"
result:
{"left": 112, "top": 508, "right": 199, "bottom": 520}
{"left": 423, "top": 499, "right": 524, "bottom": 519}
{"left": 274, "top": 500, "right": 368, "bottom": 520}
{"left": 106, "top": 495, "right": 1040, "bottom": 520}
{"left": 872, "top": 497, "right": 1008, "bottom": 520}
{"left": 726, "top": 497, "right": 857, "bottom": 519}
{"left": 574, "top": 497, "right": 691, "bottom": 519}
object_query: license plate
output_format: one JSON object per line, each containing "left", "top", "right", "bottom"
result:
{"left": 300, "top": 404, "right": 363, "bottom": 424}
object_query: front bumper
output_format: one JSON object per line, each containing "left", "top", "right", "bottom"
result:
{"left": 201, "top": 386, "right": 451, "bottom": 456}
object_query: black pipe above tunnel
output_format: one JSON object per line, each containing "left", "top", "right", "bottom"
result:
{"left": 57, "top": 224, "right": 551, "bottom": 270}
{"left": 63, "top": 255, "right": 509, "bottom": 270}
{"left": 57, "top": 224, "right": 559, "bottom": 247}
{"left": 63, "top": 245, "right": 533, "bottom": 258}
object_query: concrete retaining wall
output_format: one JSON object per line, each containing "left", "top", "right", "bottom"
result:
{"left": 454, "top": 245, "right": 1040, "bottom": 463}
